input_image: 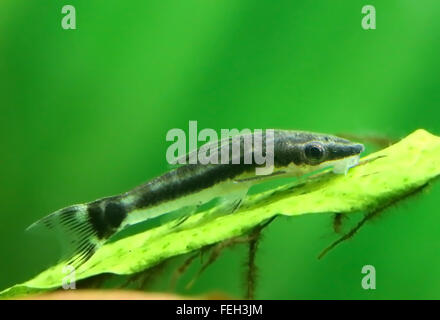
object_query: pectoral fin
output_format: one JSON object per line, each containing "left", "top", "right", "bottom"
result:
{"left": 217, "top": 188, "right": 249, "bottom": 214}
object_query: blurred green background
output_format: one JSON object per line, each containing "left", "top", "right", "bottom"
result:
{"left": 0, "top": 0, "right": 439, "bottom": 299}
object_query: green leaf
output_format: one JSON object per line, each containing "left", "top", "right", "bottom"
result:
{"left": 2, "top": 129, "right": 440, "bottom": 299}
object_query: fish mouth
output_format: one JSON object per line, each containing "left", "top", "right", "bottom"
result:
{"left": 326, "top": 143, "right": 365, "bottom": 162}
{"left": 354, "top": 143, "right": 365, "bottom": 154}
{"left": 331, "top": 143, "right": 364, "bottom": 174}
{"left": 344, "top": 143, "right": 365, "bottom": 156}
{"left": 316, "top": 143, "right": 364, "bottom": 175}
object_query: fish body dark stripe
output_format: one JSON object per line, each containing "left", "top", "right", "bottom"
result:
{"left": 129, "top": 131, "right": 280, "bottom": 210}
{"left": 131, "top": 163, "right": 252, "bottom": 210}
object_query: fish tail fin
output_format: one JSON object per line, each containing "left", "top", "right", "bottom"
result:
{"left": 26, "top": 204, "right": 105, "bottom": 268}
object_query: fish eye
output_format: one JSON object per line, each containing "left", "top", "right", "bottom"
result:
{"left": 304, "top": 142, "right": 325, "bottom": 162}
